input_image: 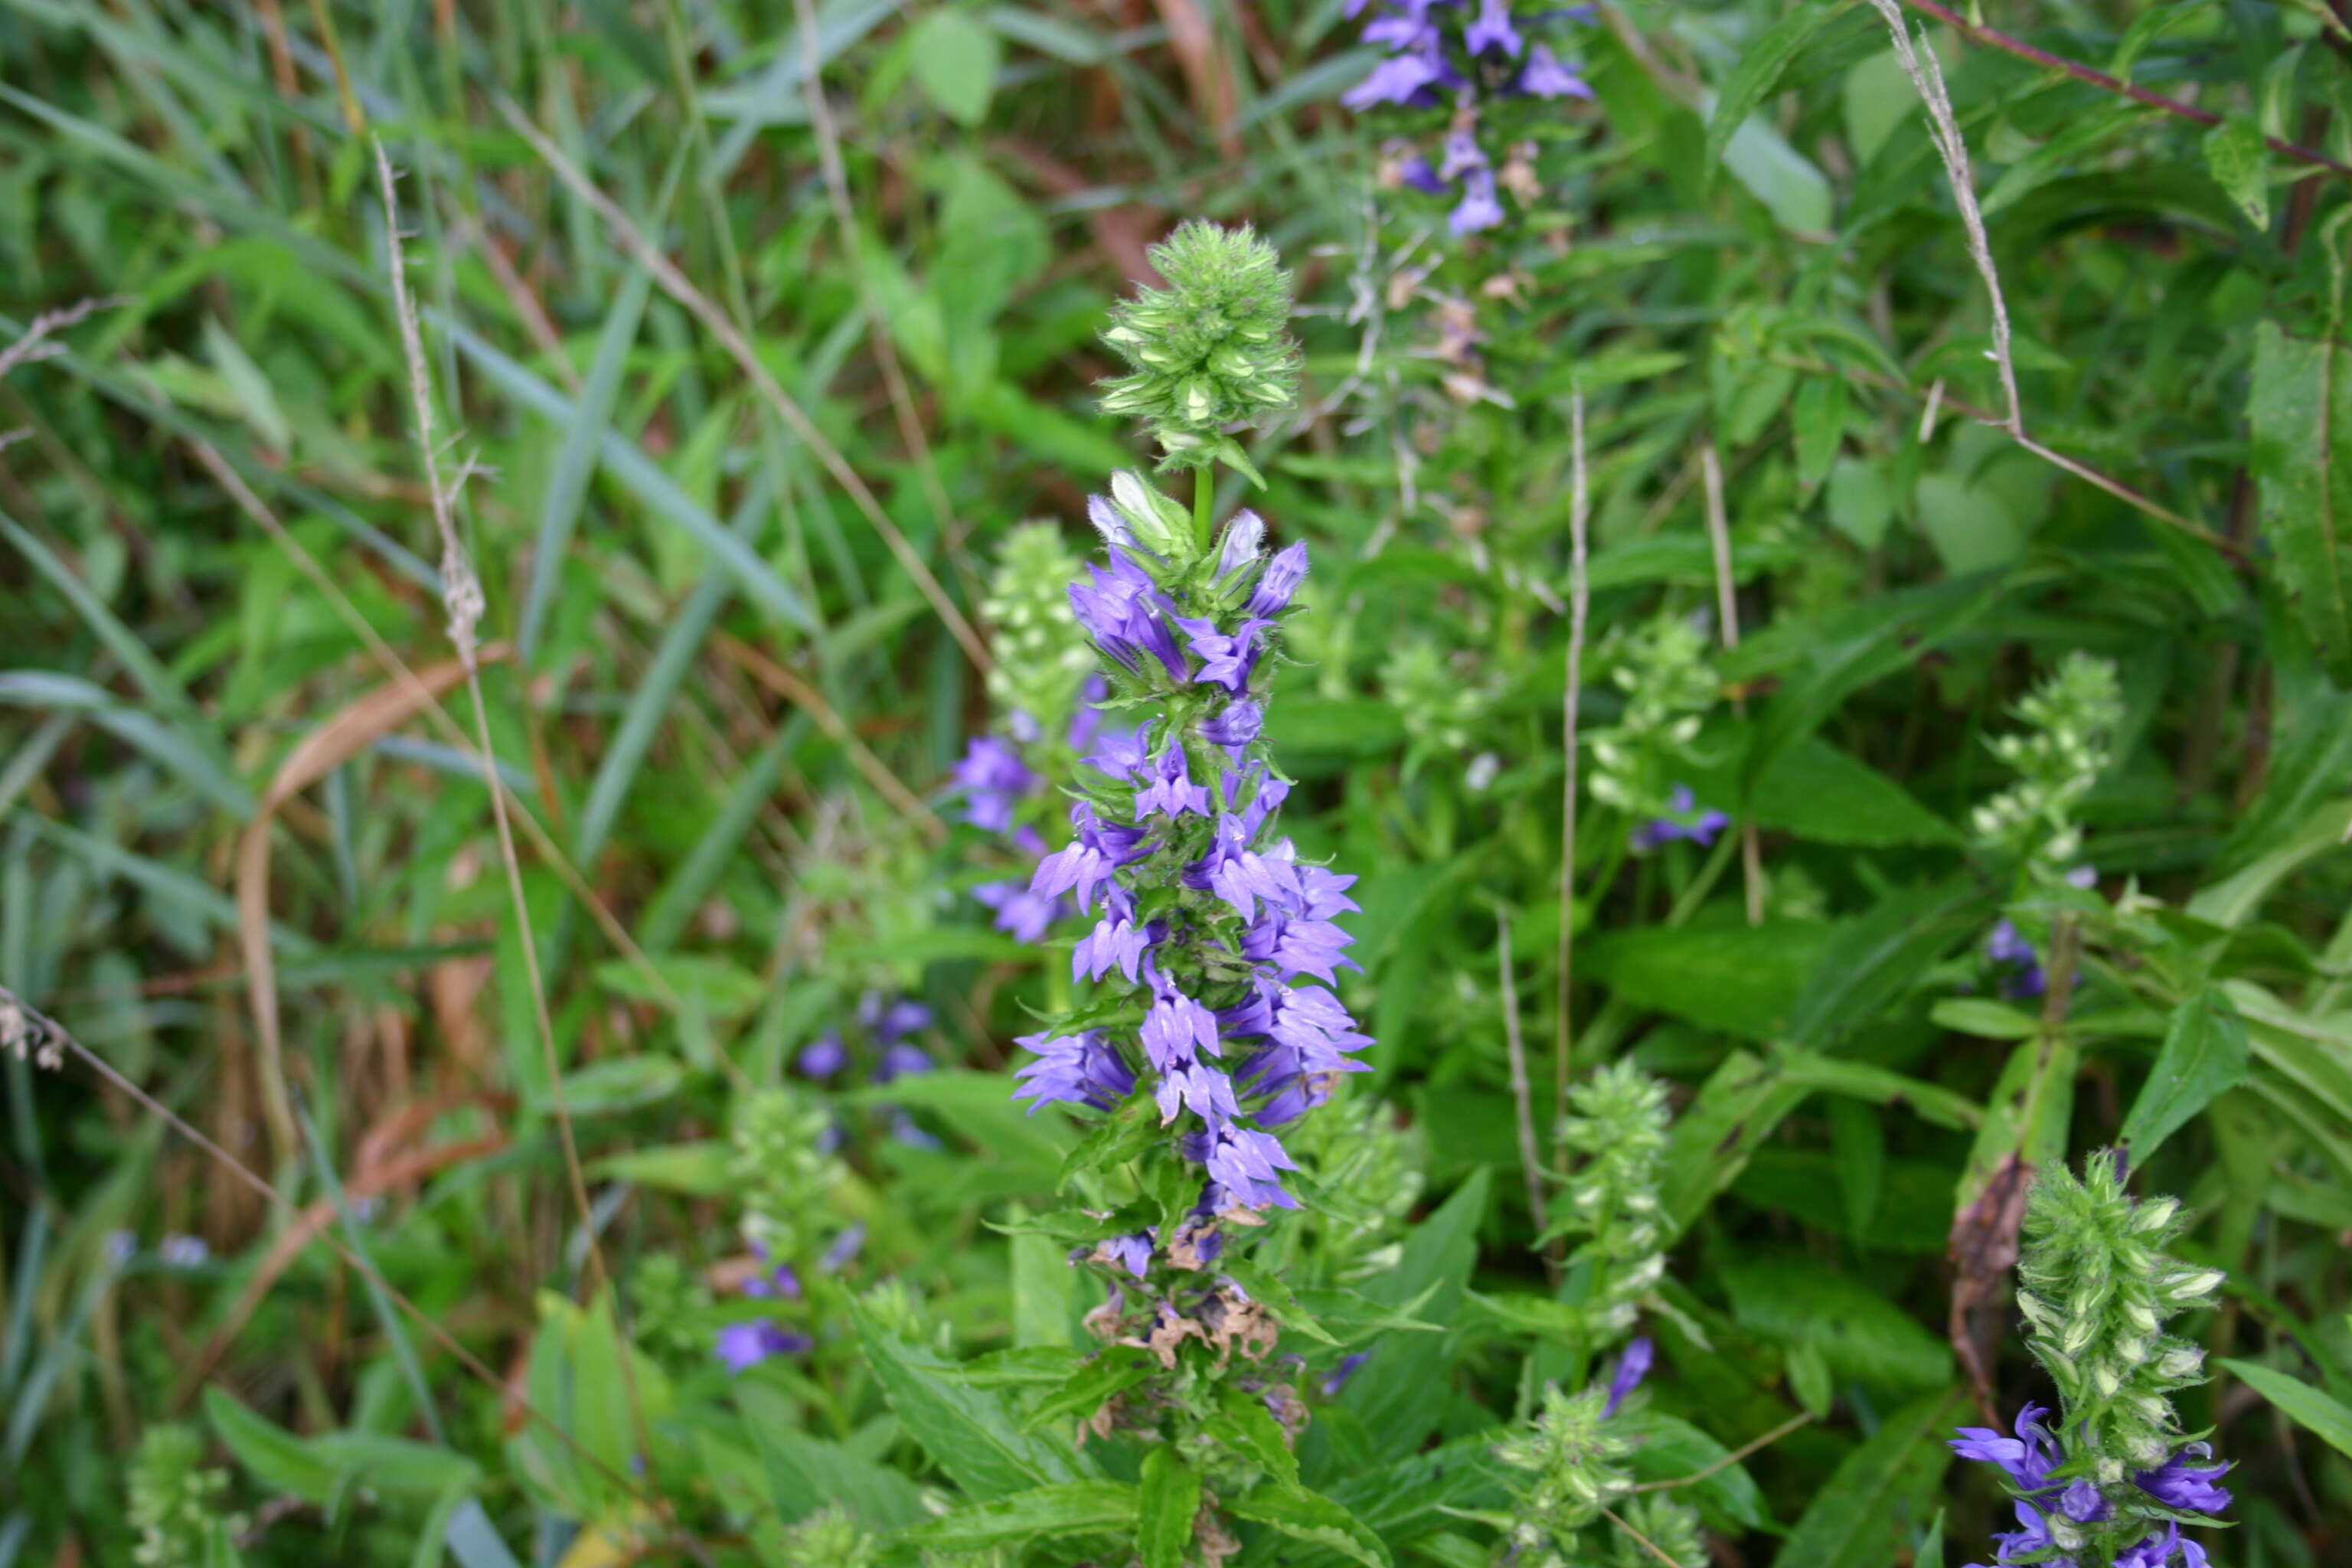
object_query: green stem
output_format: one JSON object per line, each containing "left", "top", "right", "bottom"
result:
{"left": 1194, "top": 466, "right": 1217, "bottom": 554}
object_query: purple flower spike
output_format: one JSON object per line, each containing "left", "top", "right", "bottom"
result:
{"left": 1248, "top": 543, "right": 1310, "bottom": 617}
{"left": 2135, "top": 1445, "right": 2232, "bottom": 1514}
{"left": 1466, "top": 0, "right": 1522, "bottom": 57}
{"left": 1603, "top": 1335, "right": 1653, "bottom": 1416}
{"left": 1517, "top": 43, "right": 1592, "bottom": 99}
{"left": 1187, "top": 1123, "right": 1302, "bottom": 1210}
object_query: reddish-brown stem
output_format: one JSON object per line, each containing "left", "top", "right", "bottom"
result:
{"left": 1902, "top": 0, "right": 2352, "bottom": 181}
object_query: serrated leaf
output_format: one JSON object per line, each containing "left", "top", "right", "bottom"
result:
{"left": 1137, "top": 1446, "right": 1201, "bottom": 1568}
{"left": 2120, "top": 989, "right": 2251, "bottom": 1160}
{"left": 2202, "top": 116, "right": 2272, "bottom": 228}
{"left": 900, "top": 1481, "right": 1138, "bottom": 1548}
{"left": 1778, "top": 1387, "right": 1965, "bottom": 1567}
{"left": 738, "top": 1385, "right": 926, "bottom": 1530}
{"left": 1228, "top": 1483, "right": 1391, "bottom": 1567}
{"left": 2250, "top": 319, "right": 2352, "bottom": 687}
{"left": 1212, "top": 1387, "right": 1301, "bottom": 1488}
{"left": 851, "top": 1302, "right": 1092, "bottom": 1498}
{"left": 1021, "top": 1350, "right": 1153, "bottom": 1435}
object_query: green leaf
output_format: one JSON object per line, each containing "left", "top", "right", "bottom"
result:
{"left": 1723, "top": 1263, "right": 1953, "bottom": 1394}
{"left": 1751, "top": 738, "right": 1962, "bottom": 848}
{"left": 1777, "top": 1387, "right": 1965, "bottom": 1567}
{"left": 204, "top": 1390, "right": 345, "bottom": 1505}
{"left": 589, "top": 1141, "right": 732, "bottom": 1197}
{"left": 2202, "top": 115, "right": 2272, "bottom": 228}
{"left": 738, "top": 1385, "right": 926, "bottom": 1531}
{"left": 1227, "top": 1483, "right": 1392, "bottom": 1568}
{"left": 1584, "top": 921, "right": 1830, "bottom": 1041}
{"left": 2221, "top": 1360, "right": 2352, "bottom": 1461}
{"left": 910, "top": 9, "right": 1002, "bottom": 126}
{"left": 592, "top": 954, "right": 767, "bottom": 1019}
{"left": 1021, "top": 1350, "right": 1153, "bottom": 1436}
{"left": 1792, "top": 372, "right": 1847, "bottom": 488}
{"left": 2120, "top": 990, "right": 2252, "bottom": 1160}
{"left": 1661, "top": 1050, "right": 1816, "bottom": 1232}
{"left": 851, "top": 1300, "right": 1092, "bottom": 1498}
{"left": 2250, "top": 319, "right": 2352, "bottom": 686}
{"left": 1707, "top": 0, "right": 1854, "bottom": 169}
{"left": 1336, "top": 1169, "right": 1488, "bottom": 1460}
{"left": 900, "top": 1481, "right": 1138, "bottom": 1549}
{"left": 1211, "top": 1385, "right": 1302, "bottom": 1489}
{"left": 1137, "top": 1446, "right": 1202, "bottom": 1568}
{"left": 1615, "top": 1410, "right": 1772, "bottom": 1533}
{"left": 1320, "top": 1433, "right": 1511, "bottom": 1546}
{"left": 1932, "top": 998, "right": 2042, "bottom": 1040}
{"left": 1825, "top": 457, "right": 1893, "bottom": 548}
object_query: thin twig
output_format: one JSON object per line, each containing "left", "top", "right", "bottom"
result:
{"left": 1631, "top": 1409, "right": 1815, "bottom": 1491}
{"left": 0, "top": 297, "right": 121, "bottom": 384}
{"left": 1598, "top": 1504, "right": 1690, "bottom": 1568}
{"left": 374, "top": 139, "right": 652, "bottom": 1467}
{"left": 1901, "top": 0, "right": 2352, "bottom": 181}
{"left": 181, "top": 441, "right": 737, "bottom": 1082}
{"left": 1496, "top": 904, "right": 1550, "bottom": 1262}
{"left": 492, "top": 99, "right": 991, "bottom": 673}
{"left": 793, "top": 0, "right": 971, "bottom": 580}
{"left": 1554, "top": 392, "right": 1591, "bottom": 1154}
{"left": 1700, "top": 445, "right": 1762, "bottom": 927}
{"left": 1868, "top": 2, "right": 2022, "bottom": 436}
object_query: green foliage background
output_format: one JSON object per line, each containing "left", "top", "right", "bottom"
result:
{"left": 2, "top": 0, "right": 2350, "bottom": 1563}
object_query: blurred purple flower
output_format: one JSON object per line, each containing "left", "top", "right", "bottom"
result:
{"left": 822, "top": 1222, "right": 866, "bottom": 1273}
{"left": 1517, "top": 43, "right": 1592, "bottom": 98}
{"left": 1322, "top": 1351, "right": 1371, "bottom": 1396}
{"left": 796, "top": 1032, "right": 848, "bottom": 1080}
{"left": 1630, "top": 784, "right": 1729, "bottom": 850}
{"left": 2136, "top": 1445, "right": 2232, "bottom": 1514}
{"left": 1603, "top": 1335, "right": 1653, "bottom": 1416}
{"left": 715, "top": 1321, "right": 812, "bottom": 1374}
{"left": 975, "top": 881, "right": 1061, "bottom": 943}
{"left": 1449, "top": 168, "right": 1505, "bottom": 235}
{"left": 1466, "top": 0, "right": 1521, "bottom": 57}
{"left": 874, "top": 1042, "right": 933, "bottom": 1083}
{"left": 952, "top": 736, "right": 1040, "bottom": 834}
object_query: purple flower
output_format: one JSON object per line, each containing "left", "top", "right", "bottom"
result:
{"left": 1363, "top": 10, "right": 1439, "bottom": 50}
{"left": 1240, "top": 906, "right": 1358, "bottom": 986}
{"left": 1950, "top": 1402, "right": 2063, "bottom": 1494}
{"left": 1322, "top": 1351, "right": 1371, "bottom": 1396}
{"left": 1449, "top": 168, "right": 1505, "bottom": 235}
{"left": 1517, "top": 43, "right": 1592, "bottom": 99}
{"left": 975, "top": 880, "right": 1061, "bottom": 943}
{"left": 864, "top": 995, "right": 933, "bottom": 1043}
{"left": 952, "top": 736, "right": 1040, "bottom": 833}
{"left": 2115, "top": 1524, "right": 2207, "bottom": 1568}
{"left": 2135, "top": 1445, "right": 2231, "bottom": 1514}
{"left": 890, "top": 1110, "right": 942, "bottom": 1148}
{"left": 1216, "top": 511, "right": 1266, "bottom": 577}
{"left": 1173, "top": 614, "right": 1272, "bottom": 694}
{"left": 1224, "top": 978, "right": 1374, "bottom": 1080}
{"left": 1085, "top": 724, "right": 1153, "bottom": 783}
{"left": 1014, "top": 1028, "right": 1137, "bottom": 1114}
{"left": 1980, "top": 1500, "right": 2064, "bottom": 1566}
{"left": 1135, "top": 744, "right": 1213, "bottom": 818}
{"left": 1092, "top": 1230, "right": 1155, "bottom": 1279}
{"left": 1343, "top": 47, "right": 1444, "bottom": 109}
{"left": 742, "top": 1246, "right": 802, "bottom": 1300}
{"left": 874, "top": 1042, "right": 933, "bottom": 1083}
{"left": 1399, "top": 155, "right": 1447, "bottom": 195}
{"left": 159, "top": 1235, "right": 209, "bottom": 1269}
{"left": 822, "top": 1223, "right": 866, "bottom": 1272}
{"left": 715, "top": 1321, "right": 812, "bottom": 1374}
{"left": 2056, "top": 1479, "right": 2111, "bottom": 1524}
{"left": 1465, "top": 0, "right": 1521, "bottom": 57}
{"left": 1070, "top": 550, "right": 1188, "bottom": 681}
{"left": 1439, "top": 126, "right": 1488, "bottom": 181}
{"left": 1603, "top": 1335, "right": 1653, "bottom": 1416}
{"left": 795, "top": 1032, "right": 847, "bottom": 1079}
{"left": 1986, "top": 919, "right": 2035, "bottom": 965}
{"left": 1248, "top": 543, "right": 1309, "bottom": 617}
{"left": 1186, "top": 1122, "right": 1301, "bottom": 1210}
{"left": 1201, "top": 699, "right": 1263, "bottom": 751}
{"left": 1074, "top": 912, "right": 1158, "bottom": 984}
{"left": 1228, "top": 765, "right": 1292, "bottom": 835}
{"left": 1185, "top": 813, "right": 1299, "bottom": 920}
{"left": 1630, "top": 784, "right": 1729, "bottom": 850}
{"left": 1032, "top": 801, "right": 1152, "bottom": 912}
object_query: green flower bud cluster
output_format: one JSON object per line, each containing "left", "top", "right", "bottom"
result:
{"left": 2019, "top": 1152, "right": 2221, "bottom": 1477}
{"left": 1547, "top": 1060, "right": 1671, "bottom": 1338}
{"left": 981, "top": 522, "right": 1095, "bottom": 737}
{"left": 1588, "top": 616, "right": 1719, "bottom": 823}
{"left": 731, "top": 1085, "right": 848, "bottom": 1265}
{"left": 779, "top": 1504, "right": 878, "bottom": 1568}
{"left": 1494, "top": 1383, "right": 1634, "bottom": 1562}
{"left": 1287, "top": 1092, "right": 1429, "bottom": 1279}
{"left": 128, "top": 1425, "right": 244, "bottom": 1568}
{"left": 1383, "top": 639, "right": 1498, "bottom": 768}
{"left": 1970, "top": 651, "right": 2122, "bottom": 871}
{"left": 1098, "top": 220, "right": 1302, "bottom": 477}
